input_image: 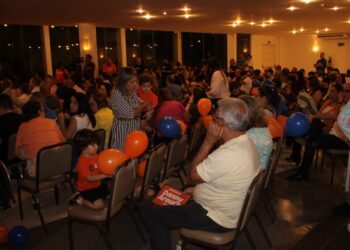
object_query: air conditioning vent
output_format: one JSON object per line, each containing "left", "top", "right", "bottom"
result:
{"left": 317, "top": 33, "right": 349, "bottom": 39}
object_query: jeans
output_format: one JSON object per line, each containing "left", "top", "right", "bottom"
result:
{"left": 145, "top": 200, "right": 231, "bottom": 250}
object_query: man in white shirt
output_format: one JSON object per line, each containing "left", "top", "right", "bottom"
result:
{"left": 147, "top": 98, "right": 261, "bottom": 250}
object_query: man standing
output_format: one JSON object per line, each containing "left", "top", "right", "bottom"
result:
{"left": 82, "top": 54, "right": 95, "bottom": 81}
{"left": 147, "top": 98, "right": 260, "bottom": 250}
{"left": 314, "top": 52, "right": 327, "bottom": 73}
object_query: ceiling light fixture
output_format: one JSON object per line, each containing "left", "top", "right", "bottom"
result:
{"left": 232, "top": 22, "right": 237, "bottom": 28}
{"left": 182, "top": 6, "right": 191, "bottom": 12}
{"left": 261, "top": 23, "right": 267, "bottom": 28}
{"left": 50, "top": 25, "right": 55, "bottom": 28}
{"left": 301, "top": 0, "right": 313, "bottom": 4}
{"left": 287, "top": 6, "right": 297, "bottom": 11}
{"left": 143, "top": 13, "right": 153, "bottom": 20}
{"left": 4, "top": 24, "right": 8, "bottom": 27}
{"left": 347, "top": 19, "right": 350, "bottom": 24}
{"left": 184, "top": 13, "right": 190, "bottom": 19}
{"left": 299, "top": 27, "right": 305, "bottom": 32}
{"left": 324, "top": 27, "right": 329, "bottom": 32}
{"left": 236, "top": 17, "right": 242, "bottom": 25}
{"left": 268, "top": 18, "right": 274, "bottom": 24}
{"left": 332, "top": 6, "right": 339, "bottom": 11}
{"left": 316, "top": 29, "right": 320, "bottom": 33}
{"left": 163, "top": 11, "right": 167, "bottom": 15}
{"left": 249, "top": 21, "right": 255, "bottom": 26}
{"left": 292, "top": 29, "right": 297, "bottom": 34}
{"left": 137, "top": 7, "right": 145, "bottom": 14}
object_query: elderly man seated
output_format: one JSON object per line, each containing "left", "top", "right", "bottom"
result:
{"left": 146, "top": 98, "right": 261, "bottom": 250}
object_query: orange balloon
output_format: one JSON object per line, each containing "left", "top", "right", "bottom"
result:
{"left": 177, "top": 120, "right": 187, "bottom": 135}
{"left": 125, "top": 131, "right": 149, "bottom": 158}
{"left": 202, "top": 115, "right": 213, "bottom": 129}
{"left": 197, "top": 98, "right": 212, "bottom": 116}
{"left": 266, "top": 116, "right": 283, "bottom": 138}
{"left": 98, "top": 149, "right": 128, "bottom": 175}
{"left": 277, "top": 115, "right": 288, "bottom": 129}
{"left": 0, "top": 224, "right": 9, "bottom": 245}
{"left": 137, "top": 159, "right": 147, "bottom": 178}
{"left": 251, "top": 87, "right": 259, "bottom": 96}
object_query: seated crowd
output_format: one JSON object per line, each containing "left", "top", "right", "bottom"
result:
{"left": 1, "top": 54, "right": 350, "bottom": 248}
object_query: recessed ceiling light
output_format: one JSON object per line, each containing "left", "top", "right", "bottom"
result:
{"left": 292, "top": 29, "right": 297, "bottom": 34}
{"left": 249, "top": 21, "right": 255, "bottom": 26}
{"left": 74, "top": 25, "right": 78, "bottom": 28}
{"left": 261, "top": 23, "right": 267, "bottom": 28}
{"left": 287, "top": 6, "right": 297, "bottom": 11}
{"left": 347, "top": 19, "right": 350, "bottom": 24}
{"left": 331, "top": 6, "right": 340, "bottom": 11}
{"left": 3, "top": 24, "right": 8, "bottom": 27}
{"left": 143, "top": 13, "right": 153, "bottom": 20}
{"left": 137, "top": 7, "right": 145, "bottom": 14}
{"left": 299, "top": 27, "right": 305, "bottom": 32}
{"left": 50, "top": 25, "right": 55, "bottom": 28}
{"left": 316, "top": 29, "right": 320, "bottom": 33}
{"left": 324, "top": 27, "right": 329, "bottom": 32}
{"left": 268, "top": 18, "right": 274, "bottom": 24}
{"left": 184, "top": 13, "right": 190, "bottom": 19}
{"left": 301, "top": 0, "right": 313, "bottom": 4}
{"left": 163, "top": 11, "right": 167, "bottom": 15}
{"left": 232, "top": 22, "right": 237, "bottom": 28}
{"left": 182, "top": 6, "right": 191, "bottom": 12}
{"left": 236, "top": 18, "right": 242, "bottom": 25}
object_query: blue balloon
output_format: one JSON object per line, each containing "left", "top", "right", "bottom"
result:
{"left": 159, "top": 118, "right": 182, "bottom": 138}
{"left": 285, "top": 112, "right": 310, "bottom": 137}
{"left": 9, "top": 226, "right": 29, "bottom": 246}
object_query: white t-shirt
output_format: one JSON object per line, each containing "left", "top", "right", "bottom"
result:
{"left": 73, "top": 114, "right": 92, "bottom": 132}
{"left": 207, "top": 70, "right": 231, "bottom": 99}
{"left": 193, "top": 134, "right": 260, "bottom": 228}
{"left": 241, "top": 76, "right": 252, "bottom": 94}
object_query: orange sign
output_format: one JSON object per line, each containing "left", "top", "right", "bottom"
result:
{"left": 153, "top": 185, "right": 191, "bottom": 206}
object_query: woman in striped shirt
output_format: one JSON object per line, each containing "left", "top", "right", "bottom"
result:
{"left": 110, "top": 67, "right": 148, "bottom": 150}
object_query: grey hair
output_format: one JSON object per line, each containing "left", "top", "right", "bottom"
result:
{"left": 217, "top": 98, "right": 249, "bottom": 132}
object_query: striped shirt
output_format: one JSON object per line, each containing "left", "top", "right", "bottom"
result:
{"left": 110, "top": 89, "right": 140, "bottom": 150}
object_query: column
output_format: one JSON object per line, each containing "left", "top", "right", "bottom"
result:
{"left": 42, "top": 25, "right": 53, "bottom": 75}
{"left": 174, "top": 31, "right": 182, "bottom": 64}
{"left": 119, "top": 28, "right": 127, "bottom": 67}
{"left": 78, "top": 23, "right": 98, "bottom": 76}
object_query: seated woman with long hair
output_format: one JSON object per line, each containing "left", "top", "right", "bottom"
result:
{"left": 239, "top": 95, "right": 273, "bottom": 169}
{"left": 58, "top": 92, "right": 96, "bottom": 140}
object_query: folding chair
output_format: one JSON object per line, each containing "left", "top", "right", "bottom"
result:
{"left": 67, "top": 159, "right": 146, "bottom": 250}
{"left": 17, "top": 142, "right": 74, "bottom": 232}
{"left": 0, "top": 161, "right": 12, "bottom": 209}
{"left": 179, "top": 171, "right": 266, "bottom": 250}
{"left": 187, "top": 121, "right": 205, "bottom": 161}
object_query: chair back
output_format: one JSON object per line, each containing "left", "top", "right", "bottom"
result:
{"left": 141, "top": 144, "right": 167, "bottom": 197}
{"left": 0, "top": 161, "right": 12, "bottom": 207}
{"left": 264, "top": 136, "right": 283, "bottom": 190}
{"left": 163, "top": 135, "right": 188, "bottom": 179}
{"left": 108, "top": 159, "right": 138, "bottom": 217}
{"left": 95, "top": 129, "right": 106, "bottom": 153}
{"left": 237, "top": 170, "right": 265, "bottom": 232}
{"left": 187, "top": 121, "right": 204, "bottom": 158}
{"left": 7, "top": 134, "right": 18, "bottom": 162}
{"left": 37, "top": 143, "right": 73, "bottom": 182}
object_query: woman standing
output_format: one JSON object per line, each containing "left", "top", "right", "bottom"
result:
{"left": 110, "top": 67, "right": 148, "bottom": 150}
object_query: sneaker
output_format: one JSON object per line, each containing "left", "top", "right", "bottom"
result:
{"left": 68, "top": 192, "right": 81, "bottom": 205}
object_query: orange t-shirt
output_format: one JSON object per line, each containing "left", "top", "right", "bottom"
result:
{"left": 137, "top": 87, "right": 158, "bottom": 108}
{"left": 102, "top": 63, "right": 117, "bottom": 75}
{"left": 15, "top": 117, "right": 65, "bottom": 159}
{"left": 77, "top": 154, "right": 101, "bottom": 191}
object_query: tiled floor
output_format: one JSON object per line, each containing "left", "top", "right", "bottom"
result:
{"left": 1, "top": 147, "right": 350, "bottom": 250}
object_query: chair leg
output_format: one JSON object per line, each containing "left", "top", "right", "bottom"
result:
{"left": 244, "top": 228, "right": 257, "bottom": 250}
{"left": 68, "top": 179, "right": 75, "bottom": 194}
{"left": 261, "top": 193, "right": 277, "bottom": 223}
{"left": 314, "top": 148, "right": 319, "bottom": 171}
{"left": 253, "top": 214, "right": 272, "bottom": 247}
{"left": 330, "top": 156, "right": 336, "bottom": 185}
{"left": 68, "top": 218, "right": 74, "bottom": 250}
{"left": 133, "top": 203, "right": 150, "bottom": 235}
{"left": 99, "top": 227, "right": 114, "bottom": 250}
{"left": 32, "top": 195, "right": 48, "bottom": 233}
{"left": 321, "top": 152, "right": 325, "bottom": 173}
{"left": 126, "top": 205, "right": 148, "bottom": 243}
{"left": 17, "top": 187, "right": 24, "bottom": 220}
{"left": 54, "top": 186, "right": 59, "bottom": 205}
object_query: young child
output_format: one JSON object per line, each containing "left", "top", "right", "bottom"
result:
{"left": 71, "top": 129, "right": 109, "bottom": 210}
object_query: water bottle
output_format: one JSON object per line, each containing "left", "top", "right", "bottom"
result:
{"left": 176, "top": 239, "right": 183, "bottom": 250}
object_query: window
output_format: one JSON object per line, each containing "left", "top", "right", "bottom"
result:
{"left": 49, "top": 26, "right": 80, "bottom": 74}
{"left": 96, "top": 27, "right": 120, "bottom": 71}
{"left": 126, "top": 29, "right": 174, "bottom": 68}
{"left": 0, "top": 25, "right": 44, "bottom": 80}
{"left": 182, "top": 32, "right": 227, "bottom": 68}
{"left": 236, "top": 33, "right": 251, "bottom": 58}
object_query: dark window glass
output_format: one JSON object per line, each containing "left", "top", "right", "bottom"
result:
{"left": 96, "top": 27, "right": 119, "bottom": 71}
{"left": 0, "top": 25, "right": 44, "bottom": 80}
{"left": 50, "top": 26, "right": 80, "bottom": 73}
{"left": 237, "top": 33, "right": 251, "bottom": 57}
{"left": 182, "top": 32, "right": 227, "bottom": 68}
{"left": 126, "top": 29, "right": 174, "bottom": 69}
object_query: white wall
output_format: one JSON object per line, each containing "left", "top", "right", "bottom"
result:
{"left": 251, "top": 33, "right": 350, "bottom": 73}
